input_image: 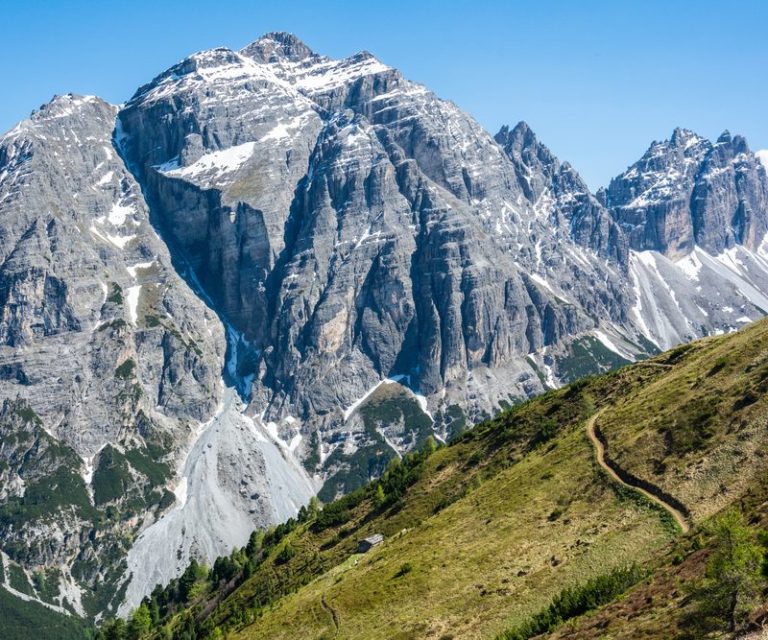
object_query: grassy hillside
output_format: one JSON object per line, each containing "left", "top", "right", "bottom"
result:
{"left": 107, "top": 320, "right": 768, "bottom": 640}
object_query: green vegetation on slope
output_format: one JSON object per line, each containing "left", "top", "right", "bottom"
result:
{"left": 0, "top": 588, "right": 90, "bottom": 640}
{"left": 0, "top": 396, "right": 186, "bottom": 625}
{"left": 597, "top": 320, "right": 768, "bottom": 522}
{"left": 319, "top": 383, "right": 435, "bottom": 501}
{"left": 682, "top": 510, "right": 765, "bottom": 636}
{"left": 102, "top": 319, "right": 768, "bottom": 640}
{"left": 105, "top": 364, "right": 680, "bottom": 639}
{"left": 496, "top": 564, "right": 647, "bottom": 640}
{"left": 555, "top": 335, "right": 634, "bottom": 382}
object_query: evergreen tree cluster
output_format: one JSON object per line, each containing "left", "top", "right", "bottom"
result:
{"left": 496, "top": 565, "right": 646, "bottom": 640}
{"left": 95, "top": 437, "right": 444, "bottom": 639}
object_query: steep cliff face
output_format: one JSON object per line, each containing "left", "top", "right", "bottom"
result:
{"left": 599, "top": 128, "right": 768, "bottom": 349}
{"left": 494, "top": 121, "right": 768, "bottom": 352}
{"left": 0, "top": 94, "right": 225, "bottom": 616}
{"left": 0, "top": 94, "right": 223, "bottom": 452}
{"left": 605, "top": 128, "right": 768, "bottom": 258}
{"left": 118, "top": 46, "right": 324, "bottom": 345}
{"left": 495, "top": 121, "right": 628, "bottom": 265}
{"left": 117, "top": 34, "right": 644, "bottom": 501}
{"left": 0, "top": 94, "right": 315, "bottom": 619}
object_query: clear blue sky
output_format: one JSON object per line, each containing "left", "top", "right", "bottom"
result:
{"left": 1, "top": 0, "right": 766, "bottom": 188}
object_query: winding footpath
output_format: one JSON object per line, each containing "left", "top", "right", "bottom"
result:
{"left": 586, "top": 409, "right": 690, "bottom": 534}
{"left": 321, "top": 595, "right": 340, "bottom": 638}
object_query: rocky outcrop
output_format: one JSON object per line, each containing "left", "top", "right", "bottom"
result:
{"left": 604, "top": 128, "right": 768, "bottom": 258}
{"left": 495, "top": 121, "right": 627, "bottom": 264}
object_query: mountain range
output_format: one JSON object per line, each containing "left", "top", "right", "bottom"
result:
{"left": 0, "top": 32, "right": 767, "bottom": 625}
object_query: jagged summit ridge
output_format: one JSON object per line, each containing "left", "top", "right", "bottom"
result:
{"left": 128, "top": 32, "right": 393, "bottom": 113}
{"left": 240, "top": 31, "right": 319, "bottom": 63}
{"left": 606, "top": 126, "right": 768, "bottom": 258}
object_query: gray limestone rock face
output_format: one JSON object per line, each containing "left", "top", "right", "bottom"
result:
{"left": 0, "top": 94, "right": 224, "bottom": 453}
{"left": 118, "top": 47, "right": 324, "bottom": 345}
{"left": 604, "top": 128, "right": 712, "bottom": 258}
{"left": 0, "top": 94, "right": 314, "bottom": 618}
{"left": 117, "top": 34, "right": 634, "bottom": 492}
{"left": 0, "top": 93, "right": 228, "bottom": 615}
{"left": 605, "top": 128, "right": 768, "bottom": 259}
{"left": 690, "top": 132, "right": 768, "bottom": 254}
{"left": 495, "top": 122, "right": 628, "bottom": 265}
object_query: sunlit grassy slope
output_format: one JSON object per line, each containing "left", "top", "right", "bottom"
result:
{"left": 143, "top": 319, "right": 768, "bottom": 640}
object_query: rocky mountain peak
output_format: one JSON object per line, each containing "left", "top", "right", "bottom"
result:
{"left": 38, "top": 92, "right": 99, "bottom": 110}
{"left": 25, "top": 94, "right": 110, "bottom": 127}
{"left": 126, "top": 45, "right": 294, "bottom": 112}
{"left": 495, "top": 120, "right": 531, "bottom": 143}
{"left": 493, "top": 120, "right": 627, "bottom": 263}
{"left": 495, "top": 121, "right": 557, "bottom": 189}
{"left": 668, "top": 126, "right": 708, "bottom": 151}
{"left": 717, "top": 129, "right": 732, "bottom": 144}
{"left": 495, "top": 121, "right": 545, "bottom": 159}
{"left": 3, "top": 31, "right": 768, "bottom": 626}
{"left": 187, "top": 47, "right": 242, "bottom": 67}
{"left": 351, "top": 50, "right": 377, "bottom": 61}
{"left": 1, "top": 94, "right": 116, "bottom": 168}
{"left": 240, "top": 31, "right": 318, "bottom": 63}
{"left": 605, "top": 126, "right": 768, "bottom": 258}
{"left": 726, "top": 133, "right": 750, "bottom": 155}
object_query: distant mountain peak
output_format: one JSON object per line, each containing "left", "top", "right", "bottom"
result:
{"left": 495, "top": 120, "right": 533, "bottom": 143}
{"left": 38, "top": 93, "right": 102, "bottom": 113}
{"left": 670, "top": 126, "right": 704, "bottom": 147}
{"left": 241, "top": 31, "right": 318, "bottom": 63}
{"left": 494, "top": 121, "right": 550, "bottom": 162}
{"left": 710, "top": 129, "right": 750, "bottom": 154}
{"left": 717, "top": 129, "right": 732, "bottom": 144}
{"left": 1, "top": 93, "right": 111, "bottom": 143}
{"left": 5, "top": 94, "right": 111, "bottom": 137}
{"left": 512, "top": 119, "right": 532, "bottom": 134}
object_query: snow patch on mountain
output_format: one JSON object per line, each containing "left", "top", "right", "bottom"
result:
{"left": 629, "top": 243, "right": 768, "bottom": 349}
{"left": 107, "top": 201, "right": 135, "bottom": 226}
{"left": 126, "top": 260, "right": 156, "bottom": 278}
{"left": 88, "top": 224, "right": 136, "bottom": 249}
{"left": 695, "top": 247, "right": 768, "bottom": 311}
{"left": 157, "top": 141, "right": 256, "bottom": 185}
{"left": 675, "top": 251, "right": 703, "bottom": 281}
{"left": 758, "top": 150, "right": 768, "bottom": 172}
{"left": 96, "top": 170, "right": 114, "bottom": 186}
{"left": 527, "top": 350, "right": 560, "bottom": 390}
{"left": 125, "top": 285, "right": 141, "bottom": 324}
{"left": 593, "top": 330, "right": 635, "bottom": 361}
{"left": 290, "top": 54, "right": 390, "bottom": 93}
